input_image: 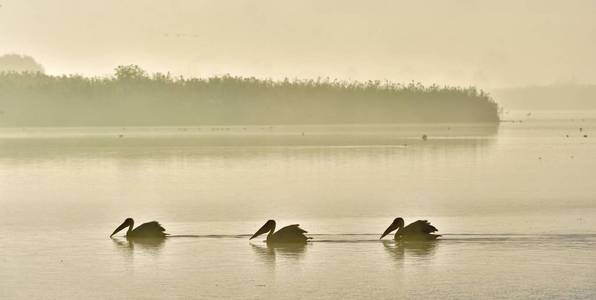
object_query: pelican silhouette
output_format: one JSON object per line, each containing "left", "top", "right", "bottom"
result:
{"left": 110, "top": 218, "right": 167, "bottom": 239}
{"left": 380, "top": 217, "right": 440, "bottom": 240}
{"left": 249, "top": 220, "right": 310, "bottom": 244}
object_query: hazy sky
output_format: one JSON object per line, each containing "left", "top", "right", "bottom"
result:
{"left": 1, "top": 0, "right": 595, "bottom": 88}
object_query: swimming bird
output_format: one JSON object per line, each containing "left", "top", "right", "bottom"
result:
{"left": 380, "top": 217, "right": 440, "bottom": 240}
{"left": 110, "top": 218, "right": 167, "bottom": 239}
{"left": 249, "top": 220, "right": 310, "bottom": 244}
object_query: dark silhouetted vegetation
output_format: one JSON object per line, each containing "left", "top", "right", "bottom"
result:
{"left": 0, "top": 54, "right": 44, "bottom": 74}
{"left": 0, "top": 65, "right": 499, "bottom": 126}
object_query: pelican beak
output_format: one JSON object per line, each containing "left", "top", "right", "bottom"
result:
{"left": 250, "top": 222, "right": 271, "bottom": 240}
{"left": 380, "top": 222, "right": 399, "bottom": 239}
{"left": 110, "top": 220, "right": 130, "bottom": 238}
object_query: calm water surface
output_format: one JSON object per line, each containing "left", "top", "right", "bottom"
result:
{"left": 1, "top": 112, "right": 595, "bottom": 299}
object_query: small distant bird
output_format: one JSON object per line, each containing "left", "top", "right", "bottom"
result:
{"left": 422, "top": 134, "right": 428, "bottom": 141}
{"left": 584, "top": 134, "right": 588, "bottom": 138}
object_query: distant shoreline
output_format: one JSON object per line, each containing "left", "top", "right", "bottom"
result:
{"left": 0, "top": 65, "right": 500, "bottom": 126}
{"left": 491, "top": 84, "right": 596, "bottom": 111}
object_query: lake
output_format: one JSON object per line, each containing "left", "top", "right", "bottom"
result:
{"left": 1, "top": 111, "right": 595, "bottom": 299}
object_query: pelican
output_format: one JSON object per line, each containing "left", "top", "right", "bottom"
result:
{"left": 249, "top": 220, "right": 310, "bottom": 244}
{"left": 110, "top": 218, "right": 167, "bottom": 239}
{"left": 380, "top": 217, "right": 440, "bottom": 240}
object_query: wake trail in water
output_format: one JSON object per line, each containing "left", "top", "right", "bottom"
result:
{"left": 164, "top": 233, "right": 596, "bottom": 243}
{"left": 167, "top": 234, "right": 250, "bottom": 238}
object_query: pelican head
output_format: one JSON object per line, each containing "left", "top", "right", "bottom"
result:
{"left": 380, "top": 217, "right": 405, "bottom": 239}
{"left": 110, "top": 218, "right": 134, "bottom": 237}
{"left": 250, "top": 219, "right": 276, "bottom": 240}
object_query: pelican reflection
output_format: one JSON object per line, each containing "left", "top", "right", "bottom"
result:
{"left": 111, "top": 236, "right": 165, "bottom": 251}
{"left": 250, "top": 243, "right": 307, "bottom": 263}
{"left": 382, "top": 240, "right": 437, "bottom": 260}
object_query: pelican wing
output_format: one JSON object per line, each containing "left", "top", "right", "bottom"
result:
{"left": 399, "top": 220, "right": 438, "bottom": 235}
{"left": 130, "top": 221, "right": 167, "bottom": 238}
{"left": 270, "top": 224, "right": 309, "bottom": 243}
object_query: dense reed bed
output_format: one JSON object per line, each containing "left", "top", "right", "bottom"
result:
{"left": 0, "top": 65, "right": 499, "bottom": 126}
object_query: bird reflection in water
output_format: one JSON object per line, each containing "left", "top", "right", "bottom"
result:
{"left": 111, "top": 237, "right": 165, "bottom": 260}
{"left": 250, "top": 243, "right": 307, "bottom": 264}
{"left": 382, "top": 240, "right": 437, "bottom": 260}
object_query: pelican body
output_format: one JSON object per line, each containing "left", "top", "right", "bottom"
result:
{"left": 110, "top": 218, "right": 167, "bottom": 240}
{"left": 250, "top": 220, "right": 310, "bottom": 244}
{"left": 380, "top": 217, "right": 440, "bottom": 241}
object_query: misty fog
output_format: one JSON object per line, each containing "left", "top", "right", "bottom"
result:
{"left": 2, "top": 2, "right": 596, "bottom": 300}
{"left": 1, "top": 0, "right": 595, "bottom": 89}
